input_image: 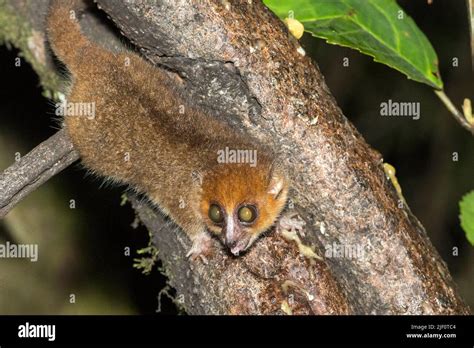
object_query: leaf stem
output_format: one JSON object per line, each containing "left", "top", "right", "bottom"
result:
{"left": 434, "top": 90, "right": 474, "bottom": 135}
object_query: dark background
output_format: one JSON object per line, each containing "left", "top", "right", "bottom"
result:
{"left": 0, "top": 0, "right": 472, "bottom": 313}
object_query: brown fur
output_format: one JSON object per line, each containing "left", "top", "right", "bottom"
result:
{"left": 47, "top": 0, "right": 289, "bottom": 256}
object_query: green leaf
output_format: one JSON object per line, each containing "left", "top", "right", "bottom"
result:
{"left": 263, "top": 0, "right": 443, "bottom": 89}
{"left": 460, "top": 190, "right": 474, "bottom": 246}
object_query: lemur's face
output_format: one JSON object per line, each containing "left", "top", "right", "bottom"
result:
{"left": 200, "top": 162, "right": 288, "bottom": 255}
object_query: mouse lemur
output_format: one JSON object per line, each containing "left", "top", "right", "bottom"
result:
{"left": 47, "top": 0, "right": 289, "bottom": 258}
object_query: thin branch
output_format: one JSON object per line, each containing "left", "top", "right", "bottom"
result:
{"left": 468, "top": 0, "right": 474, "bottom": 68}
{"left": 434, "top": 90, "right": 474, "bottom": 135}
{"left": 0, "top": 129, "right": 79, "bottom": 219}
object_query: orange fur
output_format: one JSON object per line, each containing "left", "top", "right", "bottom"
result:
{"left": 201, "top": 160, "right": 288, "bottom": 239}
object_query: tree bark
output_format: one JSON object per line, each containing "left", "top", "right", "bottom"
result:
{"left": 0, "top": 129, "right": 79, "bottom": 218}
{"left": 0, "top": 0, "right": 469, "bottom": 314}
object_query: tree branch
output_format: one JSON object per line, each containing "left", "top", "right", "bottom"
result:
{"left": 434, "top": 90, "right": 474, "bottom": 135}
{"left": 0, "top": 129, "right": 79, "bottom": 219}
{"left": 0, "top": 0, "right": 469, "bottom": 314}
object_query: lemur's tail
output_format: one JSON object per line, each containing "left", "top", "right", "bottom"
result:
{"left": 47, "top": 0, "right": 98, "bottom": 73}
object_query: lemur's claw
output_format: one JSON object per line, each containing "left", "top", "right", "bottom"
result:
{"left": 186, "top": 232, "right": 213, "bottom": 264}
{"left": 277, "top": 212, "right": 306, "bottom": 233}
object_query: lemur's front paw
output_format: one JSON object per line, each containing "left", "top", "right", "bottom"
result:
{"left": 186, "top": 232, "right": 213, "bottom": 264}
{"left": 277, "top": 211, "right": 306, "bottom": 234}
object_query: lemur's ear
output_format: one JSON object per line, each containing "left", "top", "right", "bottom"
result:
{"left": 268, "top": 163, "right": 287, "bottom": 199}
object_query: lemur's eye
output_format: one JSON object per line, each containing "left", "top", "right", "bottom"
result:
{"left": 238, "top": 205, "right": 258, "bottom": 224}
{"left": 209, "top": 204, "right": 224, "bottom": 224}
